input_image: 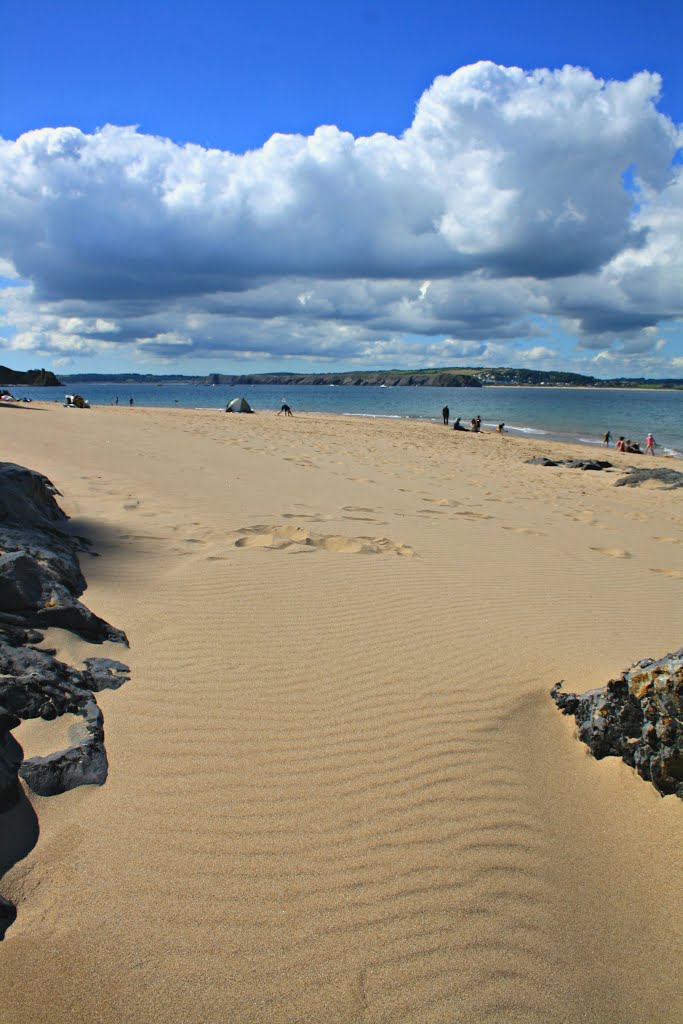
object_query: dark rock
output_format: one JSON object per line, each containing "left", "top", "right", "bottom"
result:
{"left": 0, "top": 462, "right": 130, "bottom": 934}
{"left": 527, "top": 457, "right": 613, "bottom": 471}
{"left": 0, "top": 464, "right": 124, "bottom": 643}
{"left": 0, "top": 714, "right": 23, "bottom": 813}
{"left": 615, "top": 467, "right": 683, "bottom": 490}
{"left": 0, "top": 895, "right": 17, "bottom": 940}
{"left": 552, "top": 648, "right": 683, "bottom": 798}
{"left": 82, "top": 658, "right": 130, "bottom": 691}
{"left": 19, "top": 697, "right": 107, "bottom": 796}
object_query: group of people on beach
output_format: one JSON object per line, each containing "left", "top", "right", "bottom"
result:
{"left": 442, "top": 407, "right": 504, "bottom": 434}
{"left": 603, "top": 430, "right": 657, "bottom": 455}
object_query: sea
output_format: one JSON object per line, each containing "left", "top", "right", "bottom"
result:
{"left": 8, "top": 381, "right": 683, "bottom": 458}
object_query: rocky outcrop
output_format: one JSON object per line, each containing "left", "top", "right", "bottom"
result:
{"left": 1, "top": 639, "right": 129, "bottom": 799}
{"left": 0, "top": 366, "right": 61, "bottom": 387}
{"left": 527, "top": 457, "right": 613, "bottom": 471}
{"left": 552, "top": 648, "right": 683, "bottom": 798}
{"left": 0, "top": 462, "right": 129, "bottom": 936}
{"left": 0, "top": 463, "right": 126, "bottom": 642}
{"left": 615, "top": 467, "right": 683, "bottom": 490}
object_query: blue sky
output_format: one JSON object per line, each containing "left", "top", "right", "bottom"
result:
{"left": 1, "top": 0, "right": 682, "bottom": 377}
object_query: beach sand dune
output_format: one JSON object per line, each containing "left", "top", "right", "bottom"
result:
{"left": 1, "top": 405, "right": 681, "bottom": 1024}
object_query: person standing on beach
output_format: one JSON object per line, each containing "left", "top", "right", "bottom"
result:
{"left": 115, "top": 396, "right": 119, "bottom": 406}
{"left": 602, "top": 431, "right": 611, "bottom": 447}
{"left": 646, "top": 432, "right": 656, "bottom": 455}
{"left": 442, "top": 405, "right": 449, "bottom": 425}
{"left": 129, "top": 397, "right": 134, "bottom": 407}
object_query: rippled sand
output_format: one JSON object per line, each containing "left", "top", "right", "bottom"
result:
{"left": 1, "top": 403, "right": 681, "bottom": 1024}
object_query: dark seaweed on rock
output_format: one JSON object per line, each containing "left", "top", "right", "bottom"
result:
{"left": 552, "top": 648, "right": 683, "bottom": 799}
{"left": 615, "top": 467, "right": 683, "bottom": 490}
{"left": 526, "top": 457, "right": 614, "bottom": 471}
{"left": 0, "top": 462, "right": 129, "bottom": 937}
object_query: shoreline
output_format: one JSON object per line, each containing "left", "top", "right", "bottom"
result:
{"left": 17, "top": 396, "right": 683, "bottom": 459}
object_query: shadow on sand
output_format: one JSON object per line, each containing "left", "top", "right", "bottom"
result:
{"left": 0, "top": 789, "right": 40, "bottom": 939}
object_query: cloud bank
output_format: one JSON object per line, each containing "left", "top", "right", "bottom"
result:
{"left": 1, "top": 62, "right": 682, "bottom": 373}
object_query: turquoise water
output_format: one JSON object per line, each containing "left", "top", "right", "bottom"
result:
{"left": 10, "top": 381, "right": 683, "bottom": 457}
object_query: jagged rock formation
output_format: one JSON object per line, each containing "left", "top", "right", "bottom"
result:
{"left": 0, "top": 462, "right": 129, "bottom": 936}
{"left": 0, "top": 463, "right": 126, "bottom": 642}
{"left": 527, "top": 457, "right": 614, "bottom": 471}
{"left": 552, "top": 648, "right": 683, "bottom": 799}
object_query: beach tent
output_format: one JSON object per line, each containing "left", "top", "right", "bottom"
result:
{"left": 225, "top": 396, "right": 254, "bottom": 413}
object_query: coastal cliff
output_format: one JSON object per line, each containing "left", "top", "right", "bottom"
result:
{"left": 0, "top": 366, "right": 62, "bottom": 387}
{"left": 205, "top": 370, "right": 482, "bottom": 387}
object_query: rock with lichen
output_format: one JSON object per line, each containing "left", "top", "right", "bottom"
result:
{"left": 552, "top": 648, "right": 683, "bottom": 798}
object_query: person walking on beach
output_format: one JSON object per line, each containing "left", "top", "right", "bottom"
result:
{"left": 646, "top": 432, "right": 656, "bottom": 455}
{"left": 602, "top": 431, "right": 611, "bottom": 447}
{"left": 442, "top": 405, "right": 449, "bottom": 425}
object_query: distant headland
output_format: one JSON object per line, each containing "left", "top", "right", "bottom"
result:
{"left": 58, "top": 366, "right": 683, "bottom": 390}
{"left": 0, "top": 365, "right": 62, "bottom": 387}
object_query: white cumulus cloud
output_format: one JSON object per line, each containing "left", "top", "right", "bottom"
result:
{"left": 0, "top": 61, "right": 681, "bottom": 373}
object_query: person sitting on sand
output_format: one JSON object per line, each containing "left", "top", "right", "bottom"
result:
{"left": 452, "top": 417, "right": 463, "bottom": 431}
{"left": 630, "top": 441, "right": 642, "bottom": 454}
{"left": 278, "top": 402, "right": 293, "bottom": 417}
{"left": 646, "top": 432, "right": 656, "bottom": 455}
{"left": 616, "top": 436, "right": 625, "bottom": 452}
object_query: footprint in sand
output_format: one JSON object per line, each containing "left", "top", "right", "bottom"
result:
{"left": 653, "top": 536, "right": 682, "bottom": 545}
{"left": 590, "top": 546, "right": 632, "bottom": 559}
{"left": 123, "top": 499, "right": 140, "bottom": 511}
{"left": 281, "top": 512, "right": 327, "bottom": 522}
{"left": 502, "top": 526, "right": 545, "bottom": 536}
{"left": 454, "top": 511, "right": 494, "bottom": 521}
{"left": 233, "top": 524, "right": 415, "bottom": 557}
{"left": 342, "top": 515, "right": 387, "bottom": 523}
{"left": 422, "top": 497, "right": 461, "bottom": 507}
{"left": 650, "top": 568, "right": 683, "bottom": 579}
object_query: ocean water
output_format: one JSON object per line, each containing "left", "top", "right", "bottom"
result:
{"left": 9, "top": 381, "right": 683, "bottom": 457}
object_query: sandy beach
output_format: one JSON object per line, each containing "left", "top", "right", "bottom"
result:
{"left": 1, "top": 401, "right": 681, "bottom": 1024}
